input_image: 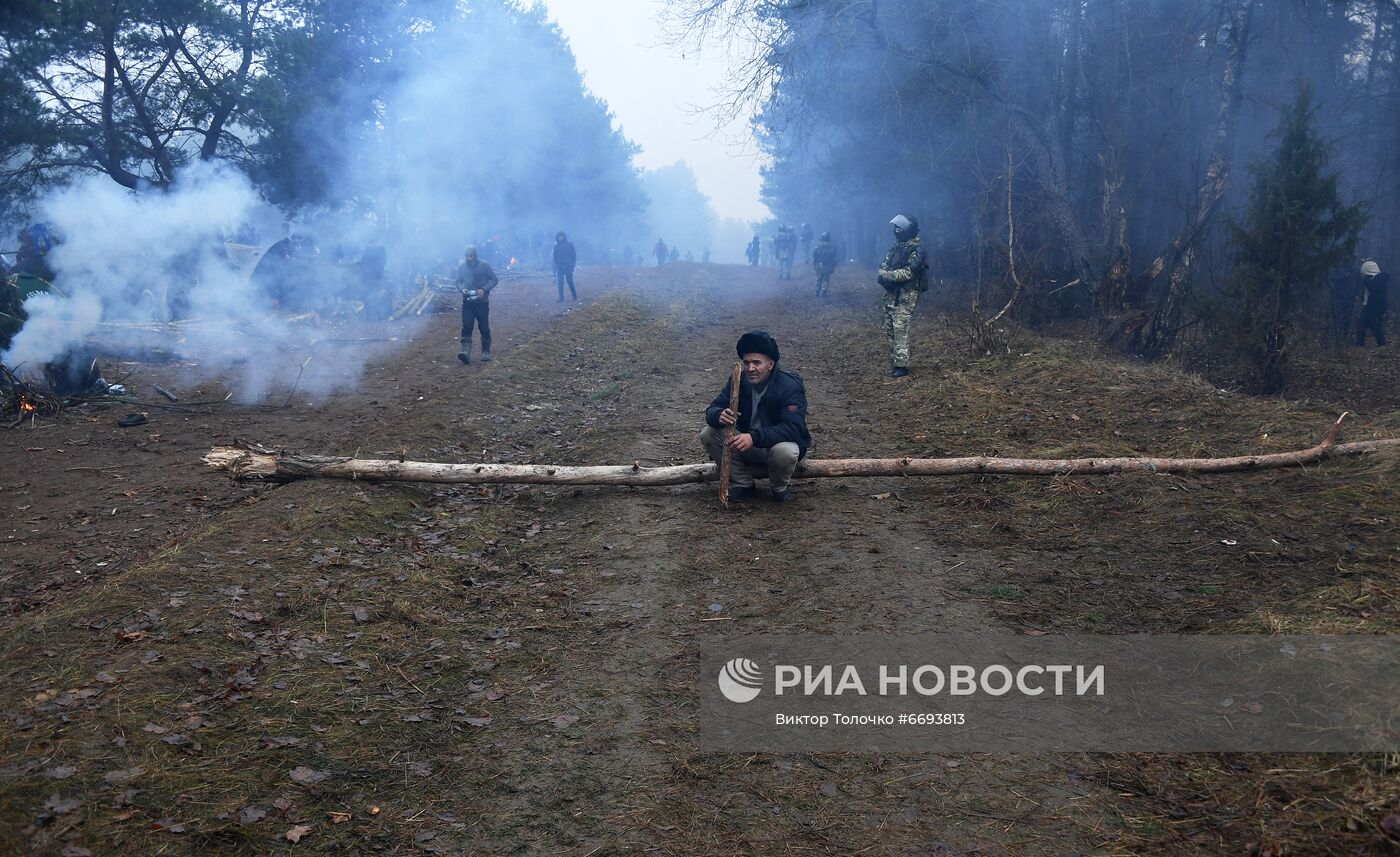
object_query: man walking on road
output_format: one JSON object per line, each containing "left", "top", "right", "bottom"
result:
{"left": 878, "top": 214, "right": 929, "bottom": 377}
{"left": 654, "top": 239, "right": 669, "bottom": 266}
{"left": 700, "top": 330, "right": 812, "bottom": 503}
{"left": 456, "top": 244, "right": 499, "bottom": 365}
{"left": 553, "top": 231, "right": 578, "bottom": 303}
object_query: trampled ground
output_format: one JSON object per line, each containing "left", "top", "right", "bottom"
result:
{"left": 2, "top": 263, "right": 1397, "bottom": 856}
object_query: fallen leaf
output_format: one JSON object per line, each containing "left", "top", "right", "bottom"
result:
{"left": 161, "top": 733, "right": 200, "bottom": 752}
{"left": 284, "top": 823, "right": 313, "bottom": 843}
{"left": 142, "top": 723, "right": 167, "bottom": 734}
{"left": 60, "top": 846, "right": 93, "bottom": 857}
{"left": 870, "top": 492, "right": 892, "bottom": 500}
{"left": 44, "top": 795, "right": 81, "bottom": 814}
{"left": 288, "top": 766, "right": 330, "bottom": 785}
{"left": 151, "top": 818, "right": 187, "bottom": 833}
{"left": 95, "top": 672, "right": 119, "bottom": 684}
{"left": 368, "top": 805, "right": 381, "bottom": 816}
{"left": 352, "top": 607, "right": 370, "bottom": 623}
{"left": 327, "top": 810, "right": 352, "bottom": 824}
{"left": 549, "top": 714, "right": 579, "bottom": 729}
{"left": 1023, "top": 629, "right": 1047, "bottom": 636}
{"left": 103, "top": 768, "right": 144, "bottom": 785}
{"left": 45, "top": 766, "right": 76, "bottom": 779}
{"left": 1379, "top": 813, "right": 1400, "bottom": 838}
{"left": 238, "top": 805, "right": 267, "bottom": 825}
{"left": 462, "top": 716, "right": 492, "bottom": 727}
{"left": 260, "top": 735, "right": 302, "bottom": 750}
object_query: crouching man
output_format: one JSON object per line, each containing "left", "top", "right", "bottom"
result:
{"left": 700, "top": 330, "right": 812, "bottom": 503}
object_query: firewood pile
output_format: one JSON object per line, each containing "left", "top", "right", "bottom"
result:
{"left": 390, "top": 275, "right": 456, "bottom": 320}
{"left": 1, "top": 363, "right": 64, "bottom": 426}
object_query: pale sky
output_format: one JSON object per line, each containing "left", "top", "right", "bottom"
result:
{"left": 531, "top": 0, "right": 771, "bottom": 223}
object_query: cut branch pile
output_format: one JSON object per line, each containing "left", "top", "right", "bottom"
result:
{"left": 205, "top": 415, "right": 1398, "bottom": 487}
{"left": 390, "top": 275, "right": 456, "bottom": 321}
{"left": 1, "top": 363, "right": 64, "bottom": 426}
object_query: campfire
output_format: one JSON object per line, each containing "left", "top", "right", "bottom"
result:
{"left": 2, "top": 362, "right": 73, "bottom": 425}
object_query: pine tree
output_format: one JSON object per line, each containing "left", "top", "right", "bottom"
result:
{"left": 1224, "top": 84, "right": 1365, "bottom": 393}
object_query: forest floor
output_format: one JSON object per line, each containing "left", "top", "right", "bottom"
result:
{"left": 2, "top": 263, "right": 1397, "bottom": 856}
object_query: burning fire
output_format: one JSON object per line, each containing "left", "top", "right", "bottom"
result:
{"left": 509, "top": 256, "right": 519, "bottom": 266}
{"left": 19, "top": 399, "right": 36, "bottom": 414}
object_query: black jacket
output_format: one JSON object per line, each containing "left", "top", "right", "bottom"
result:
{"left": 553, "top": 240, "right": 577, "bottom": 272}
{"left": 706, "top": 366, "right": 812, "bottom": 459}
{"left": 1362, "top": 271, "right": 1390, "bottom": 313}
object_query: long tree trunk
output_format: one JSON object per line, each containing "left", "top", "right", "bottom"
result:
{"left": 205, "top": 417, "right": 1397, "bottom": 486}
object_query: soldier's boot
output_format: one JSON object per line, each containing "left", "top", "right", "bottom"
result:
{"left": 457, "top": 342, "right": 470, "bottom": 365}
{"left": 891, "top": 366, "right": 909, "bottom": 378}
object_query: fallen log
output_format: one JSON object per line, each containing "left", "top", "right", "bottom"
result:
{"left": 205, "top": 415, "right": 1398, "bottom": 486}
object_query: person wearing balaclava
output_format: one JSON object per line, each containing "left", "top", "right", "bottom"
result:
{"left": 553, "top": 231, "right": 578, "bottom": 303}
{"left": 877, "top": 214, "right": 930, "bottom": 377}
{"left": 701, "top": 330, "right": 812, "bottom": 503}
{"left": 456, "top": 244, "right": 499, "bottom": 365}
{"left": 1356, "top": 259, "right": 1389, "bottom": 348}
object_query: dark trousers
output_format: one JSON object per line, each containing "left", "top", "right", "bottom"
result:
{"left": 556, "top": 269, "right": 576, "bottom": 300}
{"left": 1356, "top": 307, "right": 1387, "bottom": 347}
{"left": 461, "top": 300, "right": 491, "bottom": 353}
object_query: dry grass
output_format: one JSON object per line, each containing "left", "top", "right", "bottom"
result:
{"left": 3, "top": 268, "right": 1397, "bottom": 855}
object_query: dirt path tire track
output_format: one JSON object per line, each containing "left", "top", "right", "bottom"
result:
{"left": 422, "top": 265, "right": 1112, "bottom": 855}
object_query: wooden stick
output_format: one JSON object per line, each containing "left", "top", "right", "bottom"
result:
{"left": 205, "top": 416, "right": 1398, "bottom": 485}
{"left": 719, "top": 361, "right": 742, "bottom": 507}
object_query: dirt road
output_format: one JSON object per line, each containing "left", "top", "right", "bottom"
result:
{"left": 3, "top": 263, "right": 1396, "bottom": 855}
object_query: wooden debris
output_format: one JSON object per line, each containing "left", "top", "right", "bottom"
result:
{"left": 719, "top": 361, "right": 742, "bottom": 507}
{"left": 205, "top": 415, "right": 1398, "bottom": 486}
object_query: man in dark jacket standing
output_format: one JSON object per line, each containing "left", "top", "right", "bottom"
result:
{"left": 456, "top": 244, "right": 499, "bottom": 364}
{"left": 701, "top": 330, "right": 812, "bottom": 503}
{"left": 553, "top": 231, "right": 578, "bottom": 303}
{"left": 1356, "top": 259, "right": 1389, "bottom": 347}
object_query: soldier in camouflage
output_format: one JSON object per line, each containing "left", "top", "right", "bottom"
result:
{"left": 811, "top": 232, "right": 837, "bottom": 297}
{"left": 877, "top": 214, "right": 929, "bottom": 377}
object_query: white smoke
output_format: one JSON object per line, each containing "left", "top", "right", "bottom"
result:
{"left": 3, "top": 162, "right": 396, "bottom": 402}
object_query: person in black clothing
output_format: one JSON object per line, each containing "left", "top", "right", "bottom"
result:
{"left": 456, "top": 245, "right": 499, "bottom": 364}
{"left": 360, "top": 243, "right": 391, "bottom": 320}
{"left": 746, "top": 236, "right": 761, "bottom": 266}
{"left": 701, "top": 330, "right": 812, "bottom": 503}
{"left": 1356, "top": 259, "right": 1389, "bottom": 347}
{"left": 553, "top": 231, "right": 578, "bottom": 303}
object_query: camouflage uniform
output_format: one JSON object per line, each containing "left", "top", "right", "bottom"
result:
{"left": 877, "top": 234, "right": 927, "bottom": 370}
{"left": 811, "top": 236, "right": 837, "bottom": 297}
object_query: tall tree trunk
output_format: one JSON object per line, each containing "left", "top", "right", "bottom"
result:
{"left": 1117, "top": 0, "right": 1256, "bottom": 359}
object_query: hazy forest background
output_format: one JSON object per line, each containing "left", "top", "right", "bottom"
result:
{"left": 2, "top": 0, "right": 1398, "bottom": 391}
{"left": 672, "top": 0, "right": 1396, "bottom": 391}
